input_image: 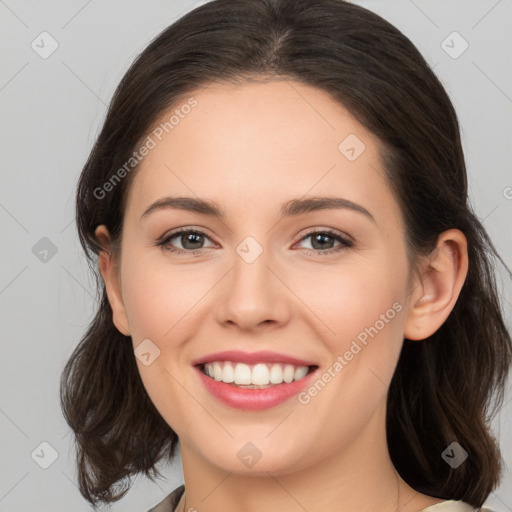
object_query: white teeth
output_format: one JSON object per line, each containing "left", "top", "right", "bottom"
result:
{"left": 213, "top": 362, "right": 223, "bottom": 381}
{"left": 269, "top": 364, "right": 283, "bottom": 384}
{"left": 251, "top": 363, "right": 270, "bottom": 385}
{"left": 202, "top": 361, "right": 311, "bottom": 386}
{"left": 234, "top": 363, "right": 252, "bottom": 385}
{"left": 223, "top": 362, "right": 235, "bottom": 383}
{"left": 294, "top": 366, "right": 309, "bottom": 380}
{"left": 283, "top": 364, "right": 295, "bottom": 383}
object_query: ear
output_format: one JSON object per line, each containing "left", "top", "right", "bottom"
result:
{"left": 95, "top": 225, "right": 131, "bottom": 336}
{"left": 404, "top": 229, "right": 469, "bottom": 341}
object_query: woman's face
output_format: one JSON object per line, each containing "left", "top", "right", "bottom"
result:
{"left": 106, "top": 79, "right": 417, "bottom": 475}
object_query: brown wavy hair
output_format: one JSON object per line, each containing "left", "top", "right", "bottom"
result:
{"left": 60, "top": 0, "right": 512, "bottom": 508}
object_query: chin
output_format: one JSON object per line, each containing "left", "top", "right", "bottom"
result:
{"left": 194, "top": 437, "right": 315, "bottom": 477}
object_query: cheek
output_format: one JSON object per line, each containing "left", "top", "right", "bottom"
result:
{"left": 290, "top": 259, "right": 407, "bottom": 433}
{"left": 336, "top": 256, "right": 408, "bottom": 384}
{"left": 296, "top": 256, "right": 406, "bottom": 344}
{"left": 119, "top": 251, "right": 206, "bottom": 427}
{"left": 119, "top": 248, "right": 207, "bottom": 343}
{"left": 293, "top": 252, "right": 409, "bottom": 406}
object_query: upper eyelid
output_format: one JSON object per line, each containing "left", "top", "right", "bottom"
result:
{"left": 160, "top": 227, "right": 215, "bottom": 243}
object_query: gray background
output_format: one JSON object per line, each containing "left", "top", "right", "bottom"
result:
{"left": 0, "top": 0, "right": 511, "bottom": 511}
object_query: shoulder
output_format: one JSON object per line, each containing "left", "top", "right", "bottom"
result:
{"left": 420, "top": 500, "right": 498, "bottom": 512}
{"left": 145, "top": 484, "right": 185, "bottom": 512}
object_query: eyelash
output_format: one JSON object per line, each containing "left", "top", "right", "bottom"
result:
{"left": 156, "top": 227, "right": 354, "bottom": 257}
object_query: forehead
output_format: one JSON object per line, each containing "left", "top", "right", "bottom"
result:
{"left": 125, "top": 79, "right": 402, "bottom": 229}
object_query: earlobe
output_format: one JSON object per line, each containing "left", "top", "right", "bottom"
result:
{"left": 404, "top": 229, "right": 469, "bottom": 341}
{"left": 95, "top": 225, "right": 131, "bottom": 337}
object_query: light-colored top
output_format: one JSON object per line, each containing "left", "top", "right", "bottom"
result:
{"left": 145, "top": 485, "right": 497, "bottom": 512}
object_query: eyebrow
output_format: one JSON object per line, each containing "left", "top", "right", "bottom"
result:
{"left": 140, "top": 195, "right": 376, "bottom": 224}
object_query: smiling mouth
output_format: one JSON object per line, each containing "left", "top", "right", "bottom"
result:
{"left": 198, "top": 361, "right": 318, "bottom": 388}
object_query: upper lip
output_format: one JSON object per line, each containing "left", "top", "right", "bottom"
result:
{"left": 191, "top": 350, "right": 317, "bottom": 367}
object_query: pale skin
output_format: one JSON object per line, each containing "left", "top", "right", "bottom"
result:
{"left": 95, "top": 78, "right": 468, "bottom": 512}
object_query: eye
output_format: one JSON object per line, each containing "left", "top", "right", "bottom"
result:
{"left": 157, "top": 228, "right": 215, "bottom": 255}
{"left": 295, "top": 229, "right": 353, "bottom": 256}
{"left": 156, "top": 227, "right": 354, "bottom": 257}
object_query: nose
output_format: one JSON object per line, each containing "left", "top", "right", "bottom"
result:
{"left": 214, "top": 244, "right": 291, "bottom": 332}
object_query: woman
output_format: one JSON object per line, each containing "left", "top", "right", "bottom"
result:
{"left": 60, "top": 1, "right": 511, "bottom": 511}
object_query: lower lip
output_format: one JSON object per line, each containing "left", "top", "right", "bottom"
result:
{"left": 194, "top": 366, "right": 318, "bottom": 411}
